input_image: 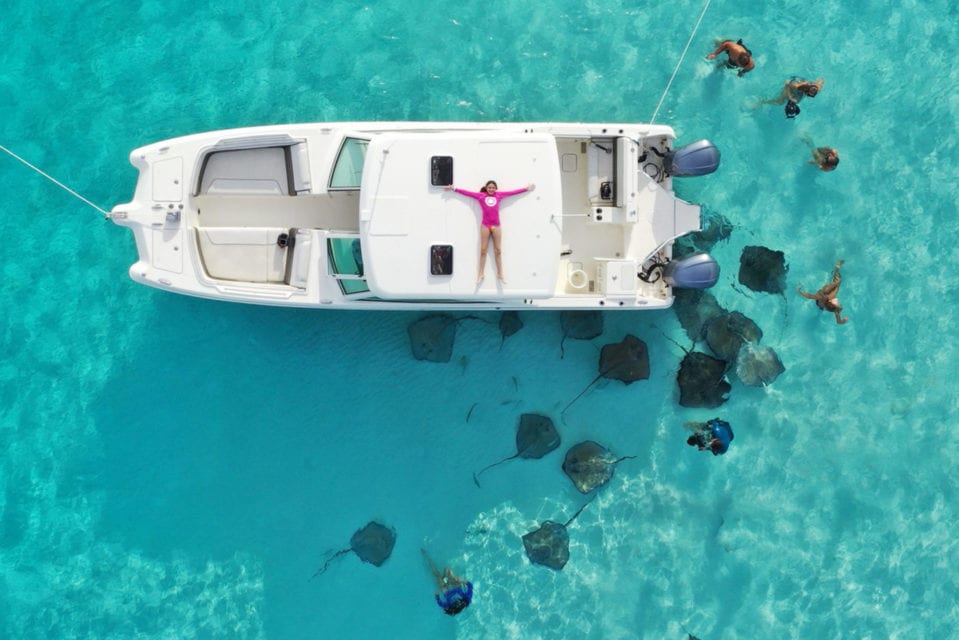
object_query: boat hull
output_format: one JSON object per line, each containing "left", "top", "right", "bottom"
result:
{"left": 109, "top": 121, "right": 714, "bottom": 310}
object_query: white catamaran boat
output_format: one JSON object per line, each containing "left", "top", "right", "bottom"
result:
{"left": 108, "top": 121, "right": 721, "bottom": 310}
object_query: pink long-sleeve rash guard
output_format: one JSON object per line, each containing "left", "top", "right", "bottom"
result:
{"left": 454, "top": 187, "right": 528, "bottom": 227}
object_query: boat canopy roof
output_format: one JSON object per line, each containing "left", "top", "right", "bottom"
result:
{"left": 360, "top": 131, "right": 563, "bottom": 300}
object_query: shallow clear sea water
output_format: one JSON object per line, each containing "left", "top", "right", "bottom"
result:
{"left": 2, "top": 1, "right": 958, "bottom": 638}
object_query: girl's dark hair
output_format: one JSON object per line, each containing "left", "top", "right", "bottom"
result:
{"left": 443, "top": 598, "right": 470, "bottom": 616}
{"left": 482, "top": 180, "right": 498, "bottom": 191}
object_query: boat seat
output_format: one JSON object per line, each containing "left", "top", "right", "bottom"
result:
{"left": 195, "top": 226, "right": 289, "bottom": 282}
{"left": 197, "top": 143, "right": 312, "bottom": 195}
{"left": 286, "top": 228, "right": 314, "bottom": 288}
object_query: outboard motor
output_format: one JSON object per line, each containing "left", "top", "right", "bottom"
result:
{"left": 664, "top": 139, "right": 721, "bottom": 177}
{"left": 663, "top": 253, "right": 720, "bottom": 289}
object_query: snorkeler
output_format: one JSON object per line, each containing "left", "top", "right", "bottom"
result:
{"left": 798, "top": 259, "right": 849, "bottom": 324}
{"left": 685, "top": 418, "right": 734, "bottom": 456}
{"left": 422, "top": 549, "right": 474, "bottom": 616}
{"left": 800, "top": 136, "right": 840, "bottom": 171}
{"left": 809, "top": 146, "right": 840, "bottom": 171}
{"left": 760, "top": 77, "right": 824, "bottom": 118}
{"left": 706, "top": 39, "right": 755, "bottom": 76}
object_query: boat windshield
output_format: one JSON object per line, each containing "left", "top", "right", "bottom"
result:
{"left": 329, "top": 137, "right": 369, "bottom": 189}
{"left": 327, "top": 237, "right": 369, "bottom": 295}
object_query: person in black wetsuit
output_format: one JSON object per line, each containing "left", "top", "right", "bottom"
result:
{"left": 422, "top": 549, "right": 473, "bottom": 616}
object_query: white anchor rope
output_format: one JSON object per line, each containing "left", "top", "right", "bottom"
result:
{"left": 650, "top": 0, "right": 713, "bottom": 124}
{"left": 0, "top": 143, "right": 109, "bottom": 215}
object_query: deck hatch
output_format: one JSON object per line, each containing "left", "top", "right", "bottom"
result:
{"left": 430, "top": 156, "right": 453, "bottom": 186}
{"left": 430, "top": 244, "right": 453, "bottom": 275}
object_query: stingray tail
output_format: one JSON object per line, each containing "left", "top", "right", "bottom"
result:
{"left": 560, "top": 374, "right": 602, "bottom": 415}
{"left": 311, "top": 548, "right": 350, "bottom": 579}
{"left": 656, "top": 326, "right": 692, "bottom": 354}
{"left": 564, "top": 494, "right": 598, "bottom": 527}
{"left": 472, "top": 454, "right": 518, "bottom": 487}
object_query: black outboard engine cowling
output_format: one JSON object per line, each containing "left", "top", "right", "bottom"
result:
{"left": 664, "top": 139, "right": 721, "bottom": 177}
{"left": 663, "top": 253, "right": 720, "bottom": 289}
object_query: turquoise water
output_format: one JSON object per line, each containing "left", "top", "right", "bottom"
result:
{"left": 2, "top": 1, "right": 958, "bottom": 638}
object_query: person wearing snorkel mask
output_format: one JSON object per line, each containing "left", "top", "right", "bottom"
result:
{"left": 760, "top": 77, "right": 824, "bottom": 119}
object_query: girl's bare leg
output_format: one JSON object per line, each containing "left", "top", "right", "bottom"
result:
{"left": 421, "top": 549, "right": 444, "bottom": 588}
{"left": 832, "top": 259, "right": 844, "bottom": 282}
{"left": 491, "top": 226, "right": 505, "bottom": 282}
{"left": 477, "top": 226, "right": 491, "bottom": 283}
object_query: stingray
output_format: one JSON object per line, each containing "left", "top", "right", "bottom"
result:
{"left": 559, "top": 310, "right": 604, "bottom": 357}
{"left": 499, "top": 311, "right": 523, "bottom": 348}
{"left": 521, "top": 497, "right": 595, "bottom": 571}
{"left": 473, "top": 413, "right": 560, "bottom": 487}
{"left": 408, "top": 314, "right": 457, "bottom": 362}
{"left": 673, "top": 206, "right": 734, "bottom": 258}
{"left": 735, "top": 342, "right": 785, "bottom": 386}
{"left": 312, "top": 521, "right": 396, "bottom": 577}
{"left": 562, "top": 335, "right": 650, "bottom": 414}
{"left": 677, "top": 351, "right": 731, "bottom": 408}
{"left": 562, "top": 441, "right": 636, "bottom": 494}
{"left": 704, "top": 311, "right": 763, "bottom": 362}
{"left": 738, "top": 245, "right": 788, "bottom": 294}
{"left": 672, "top": 288, "right": 727, "bottom": 344}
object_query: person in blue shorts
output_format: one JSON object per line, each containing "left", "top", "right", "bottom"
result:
{"left": 422, "top": 549, "right": 473, "bottom": 616}
{"left": 686, "top": 418, "right": 734, "bottom": 455}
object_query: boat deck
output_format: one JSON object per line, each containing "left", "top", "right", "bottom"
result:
{"left": 111, "top": 121, "right": 696, "bottom": 309}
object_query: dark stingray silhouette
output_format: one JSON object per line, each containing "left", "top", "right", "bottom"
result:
{"left": 704, "top": 311, "right": 763, "bottom": 362}
{"left": 408, "top": 314, "right": 458, "bottom": 362}
{"left": 408, "top": 314, "right": 499, "bottom": 361}
{"left": 559, "top": 310, "right": 604, "bottom": 357}
{"left": 672, "top": 288, "right": 727, "bottom": 344}
{"left": 562, "top": 335, "right": 650, "bottom": 414}
{"left": 673, "top": 206, "right": 734, "bottom": 259}
{"left": 677, "top": 351, "right": 730, "bottom": 408}
{"left": 473, "top": 413, "right": 561, "bottom": 487}
{"left": 499, "top": 311, "right": 523, "bottom": 349}
{"left": 599, "top": 334, "right": 650, "bottom": 383}
{"left": 312, "top": 521, "right": 397, "bottom": 578}
{"left": 562, "top": 441, "right": 636, "bottom": 494}
{"left": 739, "top": 245, "right": 788, "bottom": 294}
{"left": 522, "top": 497, "right": 595, "bottom": 571}
{"left": 681, "top": 624, "right": 702, "bottom": 640}
{"left": 735, "top": 342, "right": 785, "bottom": 386}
